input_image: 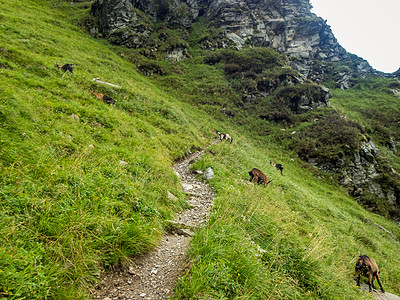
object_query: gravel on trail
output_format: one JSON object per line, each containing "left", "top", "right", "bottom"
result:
{"left": 91, "top": 144, "right": 216, "bottom": 300}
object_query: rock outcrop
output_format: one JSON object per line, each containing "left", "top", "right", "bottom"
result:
{"left": 340, "top": 141, "right": 399, "bottom": 218}
{"left": 90, "top": 0, "right": 375, "bottom": 82}
{"left": 307, "top": 138, "right": 400, "bottom": 219}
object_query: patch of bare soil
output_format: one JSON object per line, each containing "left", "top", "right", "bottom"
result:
{"left": 90, "top": 144, "right": 216, "bottom": 300}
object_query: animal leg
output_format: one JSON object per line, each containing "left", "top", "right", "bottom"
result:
{"left": 356, "top": 273, "right": 360, "bottom": 286}
{"left": 376, "top": 274, "right": 384, "bottom": 293}
{"left": 368, "top": 273, "right": 373, "bottom": 292}
{"left": 249, "top": 173, "right": 254, "bottom": 183}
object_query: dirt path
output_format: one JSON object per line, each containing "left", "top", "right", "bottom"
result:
{"left": 91, "top": 144, "right": 215, "bottom": 300}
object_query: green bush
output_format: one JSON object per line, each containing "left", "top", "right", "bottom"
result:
{"left": 289, "top": 111, "right": 364, "bottom": 161}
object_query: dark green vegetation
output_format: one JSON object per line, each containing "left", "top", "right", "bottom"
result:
{"left": 1, "top": 0, "right": 400, "bottom": 298}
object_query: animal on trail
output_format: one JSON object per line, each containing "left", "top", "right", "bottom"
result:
{"left": 248, "top": 168, "right": 272, "bottom": 187}
{"left": 217, "top": 131, "right": 233, "bottom": 143}
{"left": 92, "top": 91, "right": 116, "bottom": 106}
{"left": 355, "top": 255, "right": 385, "bottom": 293}
{"left": 54, "top": 63, "right": 75, "bottom": 73}
{"left": 270, "top": 161, "right": 284, "bottom": 175}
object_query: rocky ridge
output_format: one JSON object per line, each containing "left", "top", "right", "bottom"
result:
{"left": 89, "top": 0, "right": 379, "bottom": 85}
{"left": 308, "top": 138, "right": 400, "bottom": 220}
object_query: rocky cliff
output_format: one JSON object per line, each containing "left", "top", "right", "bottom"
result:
{"left": 310, "top": 139, "right": 400, "bottom": 219}
{"left": 90, "top": 0, "right": 376, "bottom": 85}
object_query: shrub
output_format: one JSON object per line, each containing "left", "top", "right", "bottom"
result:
{"left": 205, "top": 48, "right": 285, "bottom": 78}
{"left": 274, "top": 83, "right": 327, "bottom": 113}
{"left": 153, "top": 0, "right": 172, "bottom": 20}
{"left": 289, "top": 111, "right": 364, "bottom": 161}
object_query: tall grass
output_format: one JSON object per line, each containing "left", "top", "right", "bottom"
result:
{"left": 1, "top": 0, "right": 400, "bottom": 298}
{"left": 0, "top": 0, "right": 217, "bottom": 297}
{"left": 174, "top": 137, "right": 400, "bottom": 299}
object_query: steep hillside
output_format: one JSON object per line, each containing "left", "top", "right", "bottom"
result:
{"left": 1, "top": 0, "right": 400, "bottom": 299}
{"left": 0, "top": 0, "right": 217, "bottom": 297}
{"left": 90, "top": 0, "right": 400, "bottom": 220}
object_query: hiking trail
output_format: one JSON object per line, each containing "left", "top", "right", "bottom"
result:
{"left": 91, "top": 142, "right": 216, "bottom": 300}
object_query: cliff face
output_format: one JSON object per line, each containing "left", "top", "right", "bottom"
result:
{"left": 205, "top": 0, "right": 339, "bottom": 58}
{"left": 90, "top": 0, "right": 374, "bottom": 82}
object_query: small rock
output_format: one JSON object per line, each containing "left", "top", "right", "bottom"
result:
{"left": 175, "top": 228, "right": 194, "bottom": 237}
{"left": 70, "top": 113, "right": 79, "bottom": 121}
{"left": 167, "top": 191, "right": 177, "bottom": 202}
{"left": 118, "top": 160, "right": 128, "bottom": 167}
{"left": 151, "top": 268, "right": 158, "bottom": 275}
{"left": 203, "top": 167, "right": 214, "bottom": 180}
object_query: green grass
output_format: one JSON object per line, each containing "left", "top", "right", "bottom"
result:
{"left": 1, "top": 0, "right": 400, "bottom": 299}
{"left": 0, "top": 0, "right": 217, "bottom": 298}
{"left": 174, "top": 137, "right": 400, "bottom": 299}
{"left": 330, "top": 79, "right": 400, "bottom": 144}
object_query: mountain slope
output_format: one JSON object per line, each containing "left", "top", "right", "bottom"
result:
{"left": 90, "top": 0, "right": 400, "bottom": 220}
{"left": 0, "top": 0, "right": 400, "bottom": 299}
{"left": 0, "top": 0, "right": 218, "bottom": 297}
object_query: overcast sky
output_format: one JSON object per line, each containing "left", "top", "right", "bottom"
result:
{"left": 309, "top": 0, "right": 400, "bottom": 73}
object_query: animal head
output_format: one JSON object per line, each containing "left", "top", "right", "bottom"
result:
{"left": 92, "top": 91, "right": 104, "bottom": 101}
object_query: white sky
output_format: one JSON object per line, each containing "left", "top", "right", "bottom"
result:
{"left": 309, "top": 0, "right": 400, "bottom": 73}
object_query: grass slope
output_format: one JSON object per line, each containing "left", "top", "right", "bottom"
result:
{"left": 0, "top": 0, "right": 217, "bottom": 298}
{"left": 0, "top": 0, "right": 399, "bottom": 299}
{"left": 175, "top": 137, "right": 400, "bottom": 299}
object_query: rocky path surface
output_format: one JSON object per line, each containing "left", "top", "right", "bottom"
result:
{"left": 359, "top": 283, "right": 400, "bottom": 300}
{"left": 91, "top": 144, "right": 215, "bottom": 300}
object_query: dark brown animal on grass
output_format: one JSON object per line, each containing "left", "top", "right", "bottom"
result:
{"left": 355, "top": 255, "right": 384, "bottom": 293}
{"left": 248, "top": 168, "right": 272, "bottom": 187}
{"left": 92, "top": 91, "right": 116, "bottom": 106}
{"left": 270, "top": 161, "right": 284, "bottom": 175}
{"left": 54, "top": 63, "right": 75, "bottom": 73}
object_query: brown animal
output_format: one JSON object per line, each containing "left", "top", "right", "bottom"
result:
{"left": 355, "top": 255, "right": 384, "bottom": 293}
{"left": 92, "top": 91, "right": 116, "bottom": 106}
{"left": 270, "top": 161, "right": 284, "bottom": 175}
{"left": 248, "top": 168, "right": 272, "bottom": 187}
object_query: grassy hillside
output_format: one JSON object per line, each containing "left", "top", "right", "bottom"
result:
{"left": 1, "top": 0, "right": 400, "bottom": 299}
{"left": 174, "top": 138, "right": 400, "bottom": 299}
{"left": 330, "top": 78, "right": 400, "bottom": 168}
{"left": 0, "top": 0, "right": 218, "bottom": 298}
